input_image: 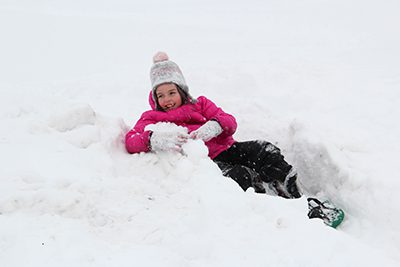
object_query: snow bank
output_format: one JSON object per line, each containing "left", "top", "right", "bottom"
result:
{"left": 0, "top": 98, "right": 398, "bottom": 266}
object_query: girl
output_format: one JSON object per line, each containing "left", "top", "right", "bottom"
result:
{"left": 125, "top": 52, "right": 301, "bottom": 199}
{"left": 125, "top": 52, "right": 346, "bottom": 228}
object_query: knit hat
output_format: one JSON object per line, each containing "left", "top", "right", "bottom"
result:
{"left": 150, "top": 52, "right": 195, "bottom": 104}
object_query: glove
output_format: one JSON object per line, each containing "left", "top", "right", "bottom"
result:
{"left": 150, "top": 131, "right": 189, "bottom": 152}
{"left": 190, "top": 120, "right": 223, "bottom": 142}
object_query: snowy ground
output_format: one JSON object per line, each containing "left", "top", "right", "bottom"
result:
{"left": 1, "top": 0, "right": 400, "bottom": 266}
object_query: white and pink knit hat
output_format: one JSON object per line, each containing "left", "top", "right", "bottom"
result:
{"left": 150, "top": 52, "right": 194, "bottom": 102}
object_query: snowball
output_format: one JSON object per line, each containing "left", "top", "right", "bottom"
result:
{"left": 145, "top": 122, "right": 187, "bottom": 135}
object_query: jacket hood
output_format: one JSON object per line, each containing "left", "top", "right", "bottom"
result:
{"left": 148, "top": 91, "right": 156, "bottom": 110}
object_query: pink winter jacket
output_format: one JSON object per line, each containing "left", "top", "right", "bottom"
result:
{"left": 125, "top": 93, "right": 237, "bottom": 159}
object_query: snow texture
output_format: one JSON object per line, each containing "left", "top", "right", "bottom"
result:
{"left": 146, "top": 123, "right": 189, "bottom": 152}
{"left": 1, "top": 0, "right": 400, "bottom": 266}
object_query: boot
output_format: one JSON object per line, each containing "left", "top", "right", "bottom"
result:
{"left": 307, "top": 198, "right": 345, "bottom": 228}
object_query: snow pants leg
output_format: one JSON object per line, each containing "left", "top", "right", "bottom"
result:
{"left": 214, "top": 161, "right": 267, "bottom": 193}
{"left": 213, "top": 140, "right": 299, "bottom": 196}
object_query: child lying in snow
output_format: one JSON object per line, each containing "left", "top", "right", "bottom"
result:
{"left": 125, "top": 52, "right": 346, "bottom": 228}
{"left": 124, "top": 52, "right": 301, "bottom": 199}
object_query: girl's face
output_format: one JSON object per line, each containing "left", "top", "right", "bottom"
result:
{"left": 156, "top": 83, "right": 183, "bottom": 111}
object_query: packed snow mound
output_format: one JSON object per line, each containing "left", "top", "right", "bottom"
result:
{"left": 0, "top": 105, "right": 126, "bottom": 220}
{"left": 48, "top": 104, "right": 96, "bottom": 132}
{"left": 1, "top": 97, "right": 399, "bottom": 265}
{"left": 0, "top": 100, "right": 397, "bottom": 266}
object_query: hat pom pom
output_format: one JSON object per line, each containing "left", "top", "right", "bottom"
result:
{"left": 153, "top": 52, "right": 169, "bottom": 63}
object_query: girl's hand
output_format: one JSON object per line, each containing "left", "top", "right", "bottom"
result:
{"left": 189, "top": 120, "right": 222, "bottom": 142}
{"left": 150, "top": 131, "right": 189, "bottom": 152}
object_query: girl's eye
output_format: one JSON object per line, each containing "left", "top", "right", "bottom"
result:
{"left": 157, "top": 95, "right": 163, "bottom": 99}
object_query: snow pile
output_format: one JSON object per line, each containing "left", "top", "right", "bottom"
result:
{"left": 1, "top": 0, "right": 400, "bottom": 266}
{"left": 0, "top": 98, "right": 398, "bottom": 266}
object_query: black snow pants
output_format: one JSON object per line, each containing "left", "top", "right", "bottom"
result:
{"left": 213, "top": 140, "right": 296, "bottom": 195}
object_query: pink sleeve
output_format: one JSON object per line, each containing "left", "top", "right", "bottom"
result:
{"left": 125, "top": 112, "right": 154, "bottom": 154}
{"left": 198, "top": 96, "right": 237, "bottom": 137}
{"left": 125, "top": 129, "right": 152, "bottom": 154}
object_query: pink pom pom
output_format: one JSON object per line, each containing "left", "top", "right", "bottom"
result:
{"left": 153, "top": 52, "right": 169, "bottom": 63}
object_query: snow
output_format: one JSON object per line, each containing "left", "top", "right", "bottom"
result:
{"left": 1, "top": 0, "right": 400, "bottom": 266}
